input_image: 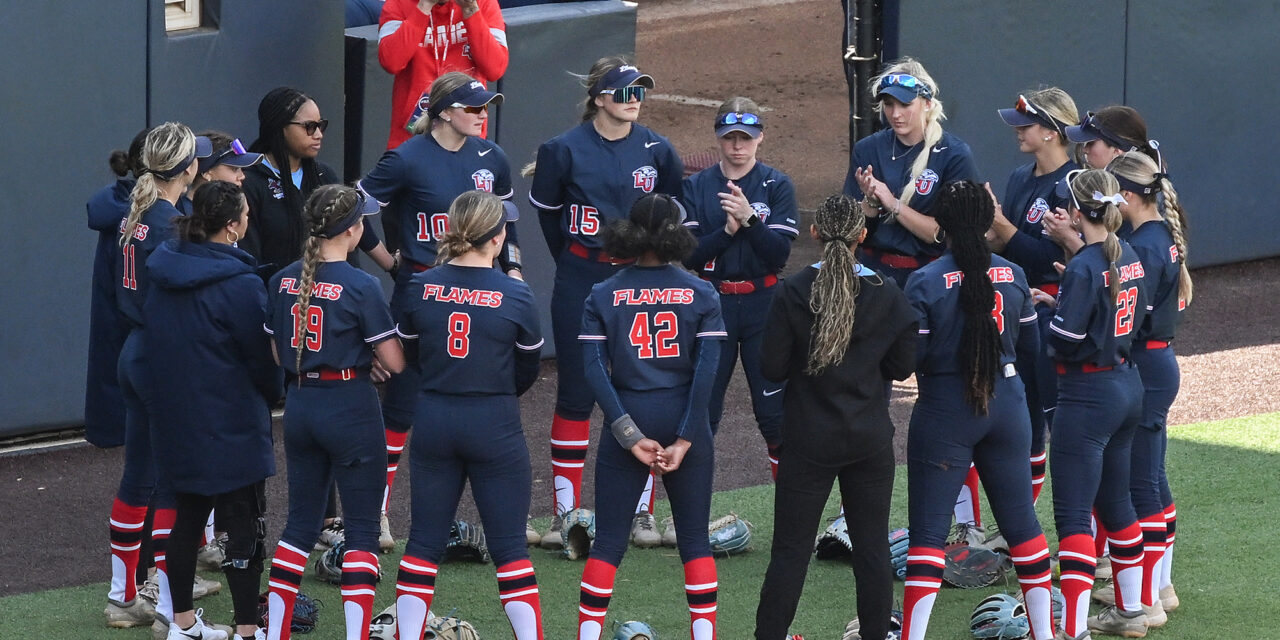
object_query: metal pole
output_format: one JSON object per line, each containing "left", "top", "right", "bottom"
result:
{"left": 842, "top": 0, "right": 883, "bottom": 146}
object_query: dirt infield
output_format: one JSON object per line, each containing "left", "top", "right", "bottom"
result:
{"left": 2, "top": 0, "right": 1277, "bottom": 598}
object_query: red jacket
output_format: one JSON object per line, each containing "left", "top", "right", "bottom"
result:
{"left": 378, "top": 0, "right": 508, "bottom": 149}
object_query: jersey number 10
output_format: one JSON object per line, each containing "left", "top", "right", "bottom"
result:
{"left": 628, "top": 311, "right": 680, "bottom": 359}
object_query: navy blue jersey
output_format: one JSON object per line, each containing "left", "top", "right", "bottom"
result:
{"left": 529, "top": 122, "right": 683, "bottom": 251}
{"left": 905, "top": 253, "right": 1038, "bottom": 376}
{"left": 396, "top": 263, "right": 542, "bottom": 395}
{"left": 265, "top": 261, "right": 397, "bottom": 374}
{"left": 1047, "top": 242, "right": 1149, "bottom": 366}
{"left": 842, "top": 129, "right": 980, "bottom": 258}
{"left": 580, "top": 265, "right": 727, "bottom": 391}
{"left": 358, "top": 134, "right": 514, "bottom": 268}
{"left": 682, "top": 162, "right": 799, "bottom": 279}
{"left": 1121, "top": 220, "right": 1184, "bottom": 342}
{"left": 1000, "top": 160, "right": 1078, "bottom": 286}
{"left": 114, "top": 199, "right": 180, "bottom": 327}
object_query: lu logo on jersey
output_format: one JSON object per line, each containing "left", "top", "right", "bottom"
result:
{"left": 1026, "top": 197, "right": 1050, "bottom": 223}
{"left": 632, "top": 165, "right": 658, "bottom": 193}
{"left": 751, "top": 202, "right": 772, "bottom": 221}
{"left": 915, "top": 169, "right": 939, "bottom": 196}
{"left": 472, "top": 169, "right": 495, "bottom": 192}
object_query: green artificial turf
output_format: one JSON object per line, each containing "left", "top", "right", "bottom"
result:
{"left": 8, "top": 412, "right": 1279, "bottom": 638}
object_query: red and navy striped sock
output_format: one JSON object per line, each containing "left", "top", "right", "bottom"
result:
{"left": 1010, "top": 535, "right": 1053, "bottom": 640}
{"left": 684, "top": 556, "right": 717, "bottom": 640}
{"left": 341, "top": 550, "right": 379, "bottom": 639}
{"left": 1057, "top": 533, "right": 1097, "bottom": 639}
{"left": 1029, "top": 451, "right": 1047, "bottom": 504}
{"left": 382, "top": 423, "right": 410, "bottom": 514}
{"left": 265, "top": 540, "right": 308, "bottom": 640}
{"left": 1137, "top": 514, "right": 1167, "bottom": 607}
{"left": 550, "top": 414, "right": 589, "bottom": 516}
{"left": 577, "top": 558, "right": 617, "bottom": 640}
{"left": 395, "top": 555, "right": 437, "bottom": 640}
{"left": 109, "top": 498, "right": 148, "bottom": 603}
{"left": 497, "top": 559, "right": 543, "bottom": 640}
{"left": 766, "top": 442, "right": 781, "bottom": 480}
{"left": 151, "top": 507, "right": 176, "bottom": 620}
{"left": 901, "top": 545, "right": 945, "bottom": 640}
{"left": 1107, "top": 522, "right": 1145, "bottom": 612}
{"left": 1160, "top": 503, "right": 1176, "bottom": 589}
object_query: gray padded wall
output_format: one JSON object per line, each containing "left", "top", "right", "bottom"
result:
{"left": 897, "top": 0, "right": 1276, "bottom": 266}
{"left": 0, "top": 5, "right": 148, "bottom": 436}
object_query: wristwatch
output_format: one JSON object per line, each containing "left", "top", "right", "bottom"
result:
{"left": 742, "top": 213, "right": 759, "bottom": 228}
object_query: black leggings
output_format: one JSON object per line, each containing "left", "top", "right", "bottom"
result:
{"left": 755, "top": 442, "right": 895, "bottom": 640}
{"left": 169, "top": 482, "right": 265, "bottom": 626}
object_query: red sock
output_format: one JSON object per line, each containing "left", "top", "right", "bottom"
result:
{"left": 340, "top": 550, "right": 379, "bottom": 639}
{"left": 265, "top": 540, "right": 308, "bottom": 640}
{"left": 1107, "top": 521, "right": 1144, "bottom": 612}
{"left": 383, "top": 424, "right": 410, "bottom": 513}
{"left": 395, "top": 556, "right": 438, "bottom": 640}
{"left": 497, "top": 559, "right": 543, "bottom": 640}
{"left": 1138, "top": 514, "right": 1167, "bottom": 607}
{"left": 901, "top": 546, "right": 945, "bottom": 640}
{"left": 109, "top": 498, "right": 148, "bottom": 603}
{"left": 577, "top": 558, "right": 617, "bottom": 640}
{"left": 1092, "top": 510, "right": 1110, "bottom": 558}
{"left": 1057, "top": 534, "right": 1096, "bottom": 638}
{"left": 766, "top": 442, "right": 781, "bottom": 480}
{"left": 684, "top": 556, "right": 717, "bottom": 640}
{"left": 1010, "top": 535, "right": 1054, "bottom": 640}
{"left": 1029, "top": 451, "right": 1047, "bottom": 504}
{"left": 151, "top": 507, "right": 177, "bottom": 619}
{"left": 550, "top": 414, "right": 589, "bottom": 516}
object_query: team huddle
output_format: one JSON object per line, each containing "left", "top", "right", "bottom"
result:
{"left": 86, "top": 51, "right": 1190, "bottom": 640}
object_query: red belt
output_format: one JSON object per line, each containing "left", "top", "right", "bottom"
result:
{"left": 708, "top": 274, "right": 779, "bottom": 295}
{"left": 1037, "top": 283, "right": 1060, "bottom": 297}
{"left": 303, "top": 367, "right": 360, "bottom": 382}
{"left": 860, "top": 245, "right": 935, "bottom": 270}
{"left": 1055, "top": 359, "right": 1125, "bottom": 375}
{"left": 567, "top": 241, "right": 634, "bottom": 265}
{"left": 1139, "top": 340, "right": 1170, "bottom": 350}
{"left": 408, "top": 260, "right": 433, "bottom": 273}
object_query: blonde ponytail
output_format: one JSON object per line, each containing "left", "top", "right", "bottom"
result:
{"left": 122, "top": 122, "right": 195, "bottom": 246}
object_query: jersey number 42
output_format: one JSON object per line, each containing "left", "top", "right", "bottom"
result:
{"left": 628, "top": 311, "right": 679, "bottom": 359}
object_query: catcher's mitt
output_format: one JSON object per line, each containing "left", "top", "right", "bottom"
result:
{"left": 814, "top": 515, "right": 852, "bottom": 560}
{"left": 943, "top": 545, "right": 1009, "bottom": 589}
{"left": 842, "top": 609, "right": 903, "bottom": 640}
{"left": 315, "top": 540, "right": 346, "bottom": 584}
{"left": 445, "top": 520, "right": 490, "bottom": 564}
{"left": 613, "top": 620, "right": 658, "bottom": 640}
{"left": 423, "top": 614, "right": 480, "bottom": 640}
{"left": 257, "top": 591, "right": 322, "bottom": 634}
{"left": 708, "top": 513, "right": 753, "bottom": 557}
{"left": 970, "top": 592, "right": 1029, "bottom": 639}
{"left": 888, "top": 527, "right": 910, "bottom": 580}
{"left": 562, "top": 508, "right": 596, "bottom": 560}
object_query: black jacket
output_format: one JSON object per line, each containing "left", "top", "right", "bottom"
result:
{"left": 761, "top": 264, "right": 917, "bottom": 466}
{"left": 241, "top": 160, "right": 341, "bottom": 276}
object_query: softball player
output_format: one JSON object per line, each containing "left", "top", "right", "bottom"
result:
{"left": 1105, "top": 151, "right": 1190, "bottom": 624}
{"left": 1042, "top": 169, "right": 1149, "bottom": 639}
{"left": 681, "top": 96, "right": 798, "bottom": 478}
{"left": 576, "top": 194, "right": 725, "bottom": 640}
{"left": 145, "top": 180, "right": 281, "bottom": 640}
{"left": 901, "top": 181, "right": 1053, "bottom": 640}
{"left": 528, "top": 57, "right": 683, "bottom": 546}
{"left": 108, "top": 123, "right": 205, "bottom": 631}
{"left": 263, "top": 185, "right": 405, "bottom": 640}
{"left": 986, "top": 87, "right": 1082, "bottom": 503}
{"left": 391, "top": 190, "right": 544, "bottom": 640}
{"left": 1065, "top": 106, "right": 1160, "bottom": 171}
{"left": 358, "top": 71, "right": 519, "bottom": 550}
{"left": 753, "top": 195, "right": 917, "bottom": 640}
{"left": 192, "top": 131, "right": 263, "bottom": 190}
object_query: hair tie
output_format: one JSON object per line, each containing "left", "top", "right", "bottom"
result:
{"left": 1092, "top": 191, "right": 1125, "bottom": 206}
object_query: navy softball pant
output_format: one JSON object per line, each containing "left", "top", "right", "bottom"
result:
{"left": 405, "top": 392, "right": 532, "bottom": 566}
{"left": 551, "top": 253, "right": 626, "bottom": 420}
{"left": 116, "top": 329, "right": 173, "bottom": 508}
{"left": 1050, "top": 364, "right": 1144, "bottom": 537}
{"left": 1129, "top": 345, "right": 1179, "bottom": 518}
{"left": 708, "top": 287, "right": 784, "bottom": 445}
{"left": 280, "top": 378, "right": 386, "bottom": 553}
{"left": 591, "top": 386, "right": 714, "bottom": 566}
{"left": 907, "top": 373, "right": 1042, "bottom": 548}
{"left": 382, "top": 273, "right": 422, "bottom": 430}
{"left": 1021, "top": 305, "right": 1059, "bottom": 455}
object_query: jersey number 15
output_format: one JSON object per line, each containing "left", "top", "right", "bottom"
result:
{"left": 628, "top": 311, "right": 679, "bottom": 359}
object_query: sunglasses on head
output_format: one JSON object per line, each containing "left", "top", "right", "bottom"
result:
{"left": 452, "top": 103, "right": 489, "bottom": 115}
{"left": 289, "top": 119, "right": 329, "bottom": 135}
{"left": 1080, "top": 112, "right": 1138, "bottom": 151}
{"left": 718, "top": 112, "right": 761, "bottom": 127}
{"left": 1015, "top": 94, "right": 1062, "bottom": 135}
{"left": 208, "top": 139, "right": 247, "bottom": 166}
{"left": 879, "top": 73, "right": 933, "bottom": 99}
{"left": 600, "top": 85, "right": 646, "bottom": 103}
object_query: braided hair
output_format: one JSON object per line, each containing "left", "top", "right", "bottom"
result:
{"left": 250, "top": 87, "right": 324, "bottom": 252}
{"left": 601, "top": 194, "right": 695, "bottom": 263}
{"left": 934, "top": 181, "right": 1001, "bottom": 414}
{"left": 806, "top": 194, "right": 867, "bottom": 375}
{"left": 175, "top": 181, "right": 246, "bottom": 243}
{"left": 293, "top": 184, "right": 361, "bottom": 382}
{"left": 1106, "top": 152, "right": 1192, "bottom": 306}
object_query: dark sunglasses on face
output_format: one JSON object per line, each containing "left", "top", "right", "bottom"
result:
{"left": 718, "top": 112, "right": 761, "bottom": 127}
{"left": 601, "top": 85, "right": 646, "bottom": 103}
{"left": 289, "top": 119, "right": 329, "bottom": 135}
{"left": 452, "top": 103, "right": 488, "bottom": 115}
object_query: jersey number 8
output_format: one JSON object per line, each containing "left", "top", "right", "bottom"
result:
{"left": 447, "top": 312, "right": 471, "bottom": 358}
{"left": 289, "top": 304, "right": 324, "bottom": 352}
{"left": 628, "top": 311, "right": 679, "bottom": 359}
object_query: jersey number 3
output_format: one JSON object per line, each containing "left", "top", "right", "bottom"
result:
{"left": 628, "top": 311, "right": 679, "bottom": 359}
{"left": 289, "top": 304, "right": 324, "bottom": 352}
{"left": 1114, "top": 287, "right": 1138, "bottom": 337}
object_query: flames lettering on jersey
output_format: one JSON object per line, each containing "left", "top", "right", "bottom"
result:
{"left": 1026, "top": 197, "right": 1050, "bottom": 223}
{"left": 611, "top": 288, "right": 695, "bottom": 306}
{"left": 278, "top": 278, "right": 344, "bottom": 300}
{"left": 119, "top": 218, "right": 150, "bottom": 241}
{"left": 632, "top": 165, "right": 658, "bottom": 193}
{"left": 915, "top": 169, "right": 940, "bottom": 195}
{"left": 422, "top": 284, "right": 504, "bottom": 308}
{"left": 1100, "top": 261, "right": 1146, "bottom": 286}
{"left": 1169, "top": 245, "right": 1179, "bottom": 263}
{"left": 422, "top": 22, "right": 467, "bottom": 47}
{"left": 942, "top": 266, "right": 1016, "bottom": 289}
{"left": 472, "top": 169, "right": 495, "bottom": 192}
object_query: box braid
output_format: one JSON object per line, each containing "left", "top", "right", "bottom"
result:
{"left": 806, "top": 194, "right": 866, "bottom": 375}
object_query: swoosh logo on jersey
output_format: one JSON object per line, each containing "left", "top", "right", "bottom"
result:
{"left": 763, "top": 179, "right": 776, "bottom": 186}
{"left": 931, "top": 146, "right": 948, "bottom": 153}
{"left": 644, "top": 141, "right": 661, "bottom": 149}
{"left": 478, "top": 149, "right": 492, "bottom": 157}
{"left": 762, "top": 388, "right": 783, "bottom": 397}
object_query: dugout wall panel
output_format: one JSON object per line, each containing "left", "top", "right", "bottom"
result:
{"left": 0, "top": 5, "right": 148, "bottom": 437}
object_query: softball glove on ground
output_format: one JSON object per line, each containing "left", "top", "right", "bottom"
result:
{"left": 708, "top": 513, "right": 753, "bottom": 557}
